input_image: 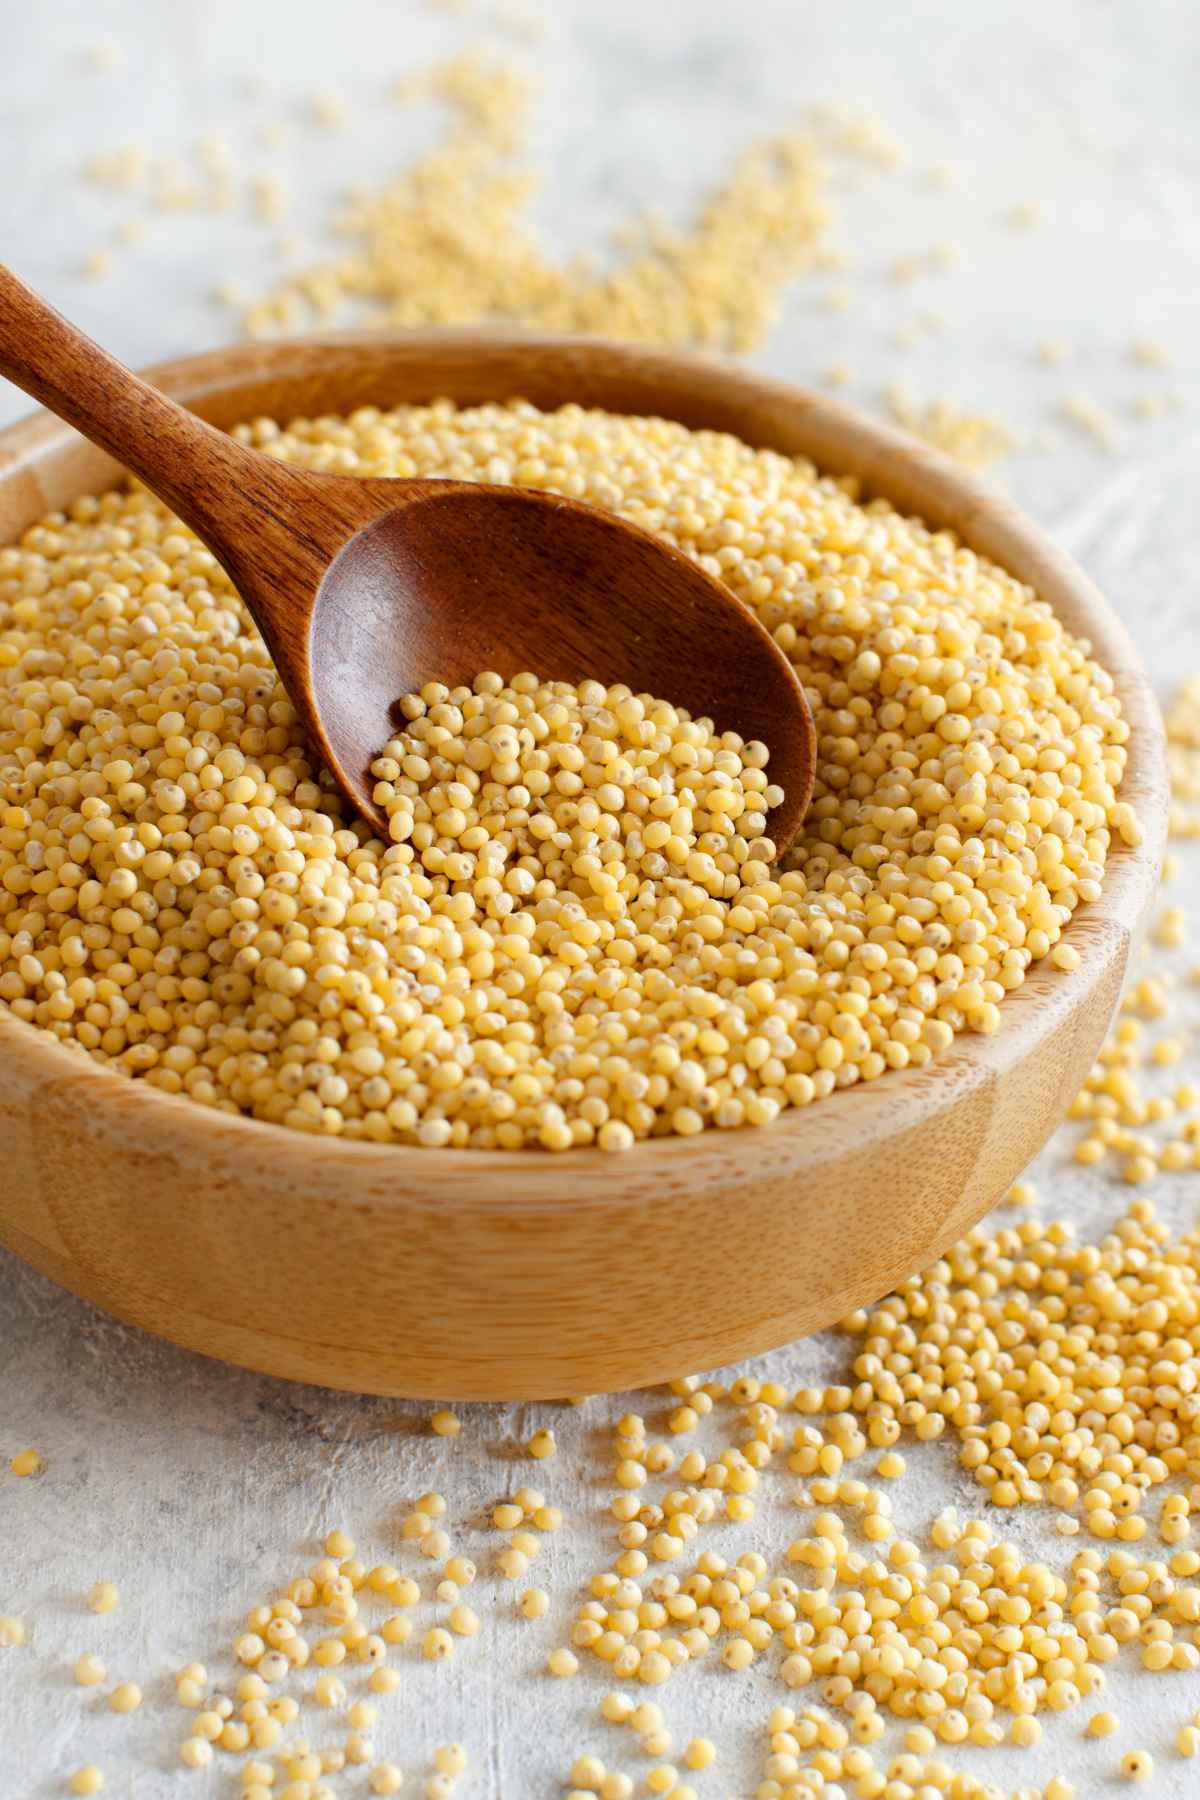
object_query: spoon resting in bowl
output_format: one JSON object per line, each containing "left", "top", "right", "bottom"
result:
{"left": 0, "top": 265, "right": 816, "bottom": 847}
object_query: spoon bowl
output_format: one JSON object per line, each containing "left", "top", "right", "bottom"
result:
{"left": 0, "top": 266, "right": 816, "bottom": 847}
{"left": 311, "top": 480, "right": 815, "bottom": 837}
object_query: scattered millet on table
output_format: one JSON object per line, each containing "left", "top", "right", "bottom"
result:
{"left": 241, "top": 52, "right": 830, "bottom": 354}
{"left": 72, "top": 42, "right": 1061, "bottom": 465}
{"left": 18, "top": 1169, "right": 1200, "bottom": 1799}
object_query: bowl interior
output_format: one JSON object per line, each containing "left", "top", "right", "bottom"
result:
{"left": 0, "top": 330, "right": 1167, "bottom": 1184}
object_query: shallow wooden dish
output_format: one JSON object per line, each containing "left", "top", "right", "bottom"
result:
{"left": 0, "top": 332, "right": 1166, "bottom": 1399}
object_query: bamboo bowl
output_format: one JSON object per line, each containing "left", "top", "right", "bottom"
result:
{"left": 0, "top": 332, "right": 1166, "bottom": 1399}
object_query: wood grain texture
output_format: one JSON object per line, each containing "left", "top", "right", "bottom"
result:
{"left": 0, "top": 330, "right": 1168, "bottom": 1399}
{"left": 0, "top": 270, "right": 815, "bottom": 846}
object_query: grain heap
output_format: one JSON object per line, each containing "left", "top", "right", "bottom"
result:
{"left": 0, "top": 399, "right": 1136, "bottom": 1149}
{"left": 843, "top": 1198, "right": 1200, "bottom": 1533}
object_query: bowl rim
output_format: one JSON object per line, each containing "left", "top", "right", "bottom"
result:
{"left": 0, "top": 328, "right": 1168, "bottom": 1192}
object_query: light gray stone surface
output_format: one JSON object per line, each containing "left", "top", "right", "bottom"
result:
{"left": 2, "top": 1, "right": 1200, "bottom": 1793}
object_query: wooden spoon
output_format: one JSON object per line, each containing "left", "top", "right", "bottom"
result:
{"left": 0, "top": 266, "right": 816, "bottom": 846}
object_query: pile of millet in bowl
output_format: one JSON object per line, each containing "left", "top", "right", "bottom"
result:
{"left": 0, "top": 399, "right": 1140, "bottom": 1150}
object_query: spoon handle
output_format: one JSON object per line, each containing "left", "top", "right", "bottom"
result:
{"left": 0, "top": 263, "right": 287, "bottom": 556}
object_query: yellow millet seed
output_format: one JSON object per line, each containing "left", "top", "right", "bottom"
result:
{"left": 68, "top": 1771, "right": 105, "bottom": 1797}
{"left": 547, "top": 1647, "right": 578, "bottom": 1677}
{"left": 87, "top": 1584, "right": 119, "bottom": 1615}
{"left": 345, "top": 1732, "right": 375, "bottom": 1765}
{"left": 430, "top": 1409, "right": 461, "bottom": 1437}
{"left": 527, "top": 1429, "right": 557, "bottom": 1460}
{"left": 10, "top": 1449, "right": 42, "bottom": 1476}
{"left": 1121, "top": 1750, "right": 1154, "bottom": 1781}
{"left": 684, "top": 1737, "right": 716, "bottom": 1770}
{"left": 108, "top": 1681, "right": 142, "bottom": 1713}
{"left": 0, "top": 403, "right": 1134, "bottom": 1155}
{"left": 74, "top": 1653, "right": 107, "bottom": 1686}
{"left": 0, "top": 1615, "right": 26, "bottom": 1647}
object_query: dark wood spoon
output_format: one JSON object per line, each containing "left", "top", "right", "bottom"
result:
{"left": 0, "top": 266, "right": 816, "bottom": 846}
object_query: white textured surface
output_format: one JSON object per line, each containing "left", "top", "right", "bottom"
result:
{"left": 3, "top": 2, "right": 1200, "bottom": 1795}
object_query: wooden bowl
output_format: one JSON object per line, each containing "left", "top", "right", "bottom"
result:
{"left": 0, "top": 332, "right": 1166, "bottom": 1399}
